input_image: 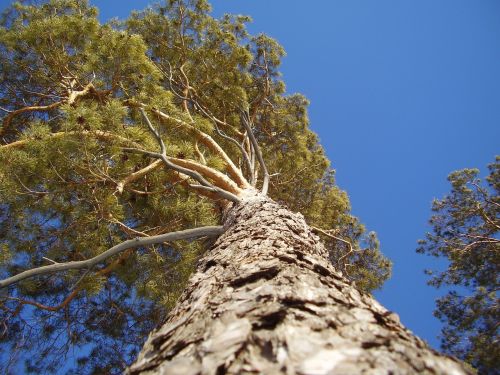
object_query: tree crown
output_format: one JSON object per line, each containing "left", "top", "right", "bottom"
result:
{"left": 0, "top": 1, "right": 391, "bottom": 372}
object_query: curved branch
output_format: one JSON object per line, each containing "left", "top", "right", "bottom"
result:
{"left": 116, "top": 154, "right": 242, "bottom": 196}
{"left": 116, "top": 160, "right": 163, "bottom": 194}
{"left": 311, "top": 226, "right": 360, "bottom": 267}
{"left": 193, "top": 141, "right": 206, "bottom": 165}
{"left": 213, "top": 123, "right": 254, "bottom": 184}
{"left": 124, "top": 147, "right": 240, "bottom": 202}
{"left": 1, "top": 83, "right": 109, "bottom": 137}
{"left": 160, "top": 156, "right": 241, "bottom": 201}
{"left": 158, "top": 62, "right": 244, "bottom": 141}
{"left": 2, "top": 101, "right": 63, "bottom": 135}
{"left": 130, "top": 109, "right": 241, "bottom": 202}
{"left": 150, "top": 108, "right": 250, "bottom": 189}
{"left": 169, "top": 157, "right": 242, "bottom": 194}
{"left": 0, "top": 226, "right": 224, "bottom": 289}
{"left": 4, "top": 244, "right": 136, "bottom": 312}
{"left": 140, "top": 110, "right": 227, "bottom": 191}
{"left": 4, "top": 289, "right": 80, "bottom": 312}
{"left": 241, "top": 110, "right": 269, "bottom": 195}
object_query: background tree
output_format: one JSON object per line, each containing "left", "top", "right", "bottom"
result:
{"left": 0, "top": 1, "right": 391, "bottom": 373}
{"left": 418, "top": 156, "right": 500, "bottom": 374}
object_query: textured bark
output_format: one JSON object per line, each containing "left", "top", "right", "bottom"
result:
{"left": 128, "top": 195, "right": 472, "bottom": 375}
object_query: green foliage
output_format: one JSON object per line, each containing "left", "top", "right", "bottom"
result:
{"left": 418, "top": 157, "right": 500, "bottom": 373}
{"left": 0, "top": 0, "right": 391, "bottom": 373}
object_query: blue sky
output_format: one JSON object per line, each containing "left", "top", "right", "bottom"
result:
{"left": 1, "top": 0, "right": 499, "bottom": 354}
{"left": 199, "top": 0, "right": 500, "bottom": 350}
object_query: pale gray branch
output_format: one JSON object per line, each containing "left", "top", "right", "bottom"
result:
{"left": 241, "top": 110, "right": 269, "bottom": 195}
{"left": 140, "top": 108, "right": 166, "bottom": 155}
{"left": 213, "top": 123, "right": 253, "bottom": 183}
{"left": 126, "top": 109, "right": 241, "bottom": 203}
{"left": 0, "top": 226, "right": 224, "bottom": 289}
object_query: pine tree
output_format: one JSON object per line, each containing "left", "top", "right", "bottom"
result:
{"left": 0, "top": 1, "right": 468, "bottom": 373}
{"left": 418, "top": 157, "right": 499, "bottom": 374}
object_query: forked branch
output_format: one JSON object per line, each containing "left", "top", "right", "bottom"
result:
{"left": 116, "top": 160, "right": 163, "bottom": 194}
{"left": 149, "top": 107, "right": 250, "bottom": 189}
{"left": 125, "top": 109, "right": 241, "bottom": 202}
{"left": 1, "top": 83, "right": 109, "bottom": 137}
{"left": 0, "top": 226, "right": 224, "bottom": 289}
{"left": 241, "top": 110, "right": 269, "bottom": 195}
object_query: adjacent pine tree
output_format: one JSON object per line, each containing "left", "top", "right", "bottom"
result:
{"left": 418, "top": 157, "right": 499, "bottom": 374}
{"left": 0, "top": 1, "right": 470, "bottom": 373}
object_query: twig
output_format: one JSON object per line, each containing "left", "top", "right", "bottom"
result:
{"left": 42, "top": 257, "right": 58, "bottom": 265}
{"left": 311, "top": 225, "right": 360, "bottom": 265}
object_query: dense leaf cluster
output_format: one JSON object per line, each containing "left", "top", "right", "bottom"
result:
{"left": 418, "top": 157, "right": 499, "bottom": 373}
{"left": 0, "top": 1, "right": 391, "bottom": 373}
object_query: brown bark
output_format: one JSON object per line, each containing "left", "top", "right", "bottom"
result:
{"left": 128, "top": 195, "right": 472, "bottom": 375}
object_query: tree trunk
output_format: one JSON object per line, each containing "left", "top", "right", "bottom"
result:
{"left": 127, "top": 195, "right": 472, "bottom": 374}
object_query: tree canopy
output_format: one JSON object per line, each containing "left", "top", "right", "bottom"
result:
{"left": 418, "top": 156, "right": 500, "bottom": 374}
{"left": 0, "top": 0, "right": 391, "bottom": 373}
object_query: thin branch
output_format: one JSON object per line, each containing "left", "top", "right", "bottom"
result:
{"left": 311, "top": 226, "right": 353, "bottom": 250}
{"left": 1, "top": 83, "right": 109, "bottom": 137}
{"left": 179, "top": 63, "right": 194, "bottom": 121}
{"left": 14, "top": 175, "right": 49, "bottom": 196}
{"left": 4, "top": 291, "right": 79, "bottom": 313}
{"left": 2, "top": 243, "right": 138, "bottom": 312}
{"left": 109, "top": 217, "right": 149, "bottom": 237}
{"left": 0, "top": 226, "right": 224, "bottom": 289}
{"left": 241, "top": 110, "right": 269, "bottom": 195}
{"left": 311, "top": 225, "right": 360, "bottom": 266}
{"left": 2, "top": 101, "right": 63, "bottom": 136}
{"left": 122, "top": 148, "right": 240, "bottom": 202}
{"left": 158, "top": 61, "right": 244, "bottom": 141}
{"left": 116, "top": 160, "right": 163, "bottom": 194}
{"left": 1, "top": 130, "right": 142, "bottom": 150}
{"left": 42, "top": 257, "right": 59, "bottom": 265}
{"left": 193, "top": 141, "right": 206, "bottom": 165}
{"left": 471, "top": 181, "right": 500, "bottom": 209}
{"left": 213, "top": 123, "right": 253, "bottom": 184}
{"left": 140, "top": 108, "right": 166, "bottom": 155}
{"left": 169, "top": 156, "right": 241, "bottom": 194}
{"left": 130, "top": 109, "right": 241, "bottom": 202}
{"left": 460, "top": 239, "right": 499, "bottom": 253}
{"left": 149, "top": 107, "right": 250, "bottom": 189}
{"left": 168, "top": 89, "right": 252, "bottom": 184}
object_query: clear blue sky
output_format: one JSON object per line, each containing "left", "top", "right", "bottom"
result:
{"left": 2, "top": 0, "right": 499, "bottom": 353}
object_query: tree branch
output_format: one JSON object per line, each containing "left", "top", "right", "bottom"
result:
{"left": 1, "top": 102, "right": 63, "bottom": 136}
{"left": 122, "top": 147, "right": 241, "bottom": 202}
{"left": 241, "top": 110, "right": 269, "bottom": 195}
{"left": 127, "top": 109, "right": 241, "bottom": 202}
{"left": 310, "top": 225, "right": 360, "bottom": 262}
{"left": 213, "top": 123, "right": 254, "bottom": 184}
{"left": 0, "top": 226, "right": 224, "bottom": 289}
{"left": 311, "top": 226, "right": 354, "bottom": 251}
{"left": 193, "top": 141, "right": 206, "bottom": 165}
{"left": 149, "top": 107, "right": 250, "bottom": 189}
{"left": 116, "top": 160, "right": 163, "bottom": 194}
{"left": 168, "top": 156, "right": 241, "bottom": 194}
{"left": 1, "top": 83, "right": 109, "bottom": 137}
{"left": 1, "top": 130, "right": 142, "bottom": 150}
{"left": 3, "top": 242, "right": 137, "bottom": 312}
